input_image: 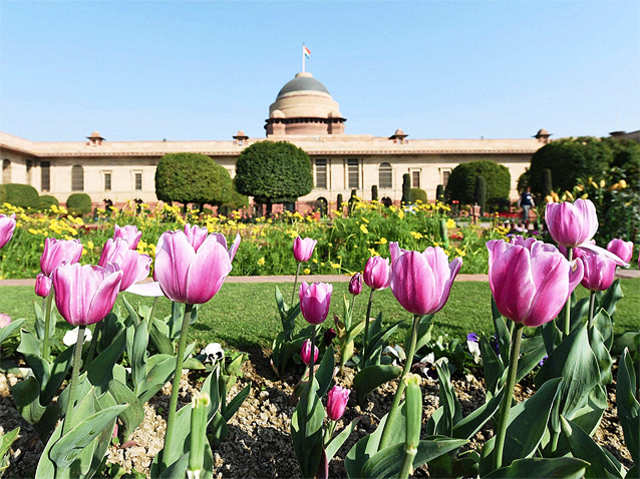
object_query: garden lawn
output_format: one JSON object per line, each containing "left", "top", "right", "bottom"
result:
{"left": 1, "top": 279, "right": 638, "bottom": 354}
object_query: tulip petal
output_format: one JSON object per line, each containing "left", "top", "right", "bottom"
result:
{"left": 126, "top": 281, "right": 164, "bottom": 297}
{"left": 435, "top": 256, "right": 462, "bottom": 313}
{"left": 525, "top": 251, "right": 568, "bottom": 327}
{"left": 228, "top": 233, "right": 241, "bottom": 261}
{"left": 155, "top": 232, "right": 195, "bottom": 302}
{"left": 87, "top": 269, "right": 123, "bottom": 324}
{"left": 185, "top": 236, "right": 232, "bottom": 304}
{"left": 578, "top": 242, "right": 629, "bottom": 267}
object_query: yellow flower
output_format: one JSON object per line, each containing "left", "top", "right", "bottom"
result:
{"left": 360, "top": 224, "right": 369, "bottom": 234}
{"left": 599, "top": 179, "right": 606, "bottom": 188}
{"left": 397, "top": 210, "right": 405, "bottom": 220}
{"left": 410, "top": 231, "right": 423, "bottom": 240}
{"left": 303, "top": 268, "right": 311, "bottom": 274}
{"left": 312, "top": 258, "right": 318, "bottom": 264}
{"left": 330, "top": 262, "right": 340, "bottom": 269}
{"left": 257, "top": 257, "right": 265, "bottom": 266}
{"left": 361, "top": 217, "right": 369, "bottom": 224}
{"left": 455, "top": 248, "right": 466, "bottom": 257}
{"left": 446, "top": 219, "right": 456, "bottom": 229}
{"left": 378, "top": 237, "right": 387, "bottom": 244}
{"left": 87, "top": 240, "right": 94, "bottom": 250}
{"left": 368, "top": 248, "right": 378, "bottom": 256}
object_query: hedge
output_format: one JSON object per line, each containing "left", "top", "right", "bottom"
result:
{"left": 66, "top": 193, "right": 92, "bottom": 216}
{"left": 409, "top": 188, "right": 427, "bottom": 203}
{"left": 38, "top": 195, "right": 59, "bottom": 210}
{"left": 0, "top": 184, "right": 40, "bottom": 209}
{"left": 445, "top": 160, "right": 510, "bottom": 208}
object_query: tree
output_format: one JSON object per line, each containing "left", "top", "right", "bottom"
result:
{"left": 235, "top": 141, "right": 312, "bottom": 215}
{"left": 155, "top": 153, "right": 233, "bottom": 209}
{"left": 445, "top": 160, "right": 510, "bottom": 208}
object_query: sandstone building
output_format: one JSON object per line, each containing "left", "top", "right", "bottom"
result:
{"left": 0, "top": 71, "right": 548, "bottom": 208}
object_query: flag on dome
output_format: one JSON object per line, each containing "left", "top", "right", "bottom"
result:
{"left": 303, "top": 45, "right": 311, "bottom": 58}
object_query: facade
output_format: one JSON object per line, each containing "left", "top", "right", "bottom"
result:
{"left": 0, "top": 71, "right": 549, "bottom": 209}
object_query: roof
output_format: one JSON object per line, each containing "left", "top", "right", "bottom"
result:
{"left": 277, "top": 72, "right": 329, "bottom": 98}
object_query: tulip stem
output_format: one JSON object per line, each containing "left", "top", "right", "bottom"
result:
{"left": 494, "top": 322, "right": 524, "bottom": 470}
{"left": 378, "top": 314, "right": 419, "bottom": 451}
{"left": 163, "top": 303, "right": 194, "bottom": 469}
{"left": 41, "top": 290, "right": 54, "bottom": 361}
{"left": 291, "top": 262, "right": 302, "bottom": 308}
{"left": 63, "top": 324, "right": 86, "bottom": 436}
{"left": 587, "top": 291, "right": 596, "bottom": 332}
{"left": 563, "top": 248, "right": 573, "bottom": 336}
{"left": 362, "top": 288, "right": 375, "bottom": 367}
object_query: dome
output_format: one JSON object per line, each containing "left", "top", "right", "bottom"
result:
{"left": 271, "top": 109, "right": 285, "bottom": 118}
{"left": 277, "top": 72, "right": 329, "bottom": 98}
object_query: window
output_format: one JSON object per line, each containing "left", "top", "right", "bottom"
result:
{"left": 379, "top": 162, "right": 392, "bottom": 188}
{"left": 347, "top": 159, "right": 359, "bottom": 189}
{"left": 2, "top": 159, "right": 11, "bottom": 184}
{"left": 412, "top": 171, "right": 420, "bottom": 188}
{"left": 442, "top": 170, "right": 451, "bottom": 187}
{"left": 104, "top": 172, "right": 112, "bottom": 191}
{"left": 71, "top": 165, "right": 84, "bottom": 191}
{"left": 41, "top": 161, "right": 50, "bottom": 191}
{"left": 135, "top": 172, "right": 142, "bottom": 190}
{"left": 315, "top": 159, "right": 327, "bottom": 189}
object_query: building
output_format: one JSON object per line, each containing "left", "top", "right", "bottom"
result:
{"left": 0, "top": 71, "right": 548, "bottom": 209}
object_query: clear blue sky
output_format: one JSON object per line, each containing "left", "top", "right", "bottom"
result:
{"left": 1, "top": 1, "right": 638, "bottom": 142}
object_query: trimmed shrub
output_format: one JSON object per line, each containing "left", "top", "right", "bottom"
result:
{"left": 66, "top": 193, "right": 92, "bottom": 216}
{"left": 235, "top": 141, "right": 312, "bottom": 207}
{"left": 517, "top": 170, "right": 530, "bottom": 193}
{"left": 336, "top": 194, "right": 343, "bottom": 212}
{"left": 445, "top": 160, "right": 510, "bottom": 206}
{"left": 542, "top": 168, "right": 553, "bottom": 197}
{"left": 435, "top": 184, "right": 444, "bottom": 202}
{"left": 371, "top": 185, "right": 378, "bottom": 201}
{"left": 401, "top": 174, "right": 410, "bottom": 204}
{"left": 0, "top": 184, "right": 40, "bottom": 209}
{"left": 38, "top": 195, "right": 59, "bottom": 210}
{"left": 474, "top": 176, "right": 487, "bottom": 213}
{"left": 156, "top": 153, "right": 233, "bottom": 207}
{"left": 409, "top": 188, "right": 427, "bottom": 203}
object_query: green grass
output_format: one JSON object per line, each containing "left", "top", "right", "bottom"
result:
{"left": 2, "top": 279, "right": 639, "bottom": 353}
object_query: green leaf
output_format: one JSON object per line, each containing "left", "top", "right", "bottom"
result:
{"left": 17, "top": 329, "right": 51, "bottom": 387}
{"left": 589, "top": 320, "right": 613, "bottom": 385}
{"left": 484, "top": 457, "right": 589, "bottom": 478}
{"left": 597, "top": 278, "right": 623, "bottom": 318}
{"left": 616, "top": 348, "right": 640, "bottom": 463}
{"left": 353, "top": 364, "right": 402, "bottom": 406}
{"left": 86, "top": 329, "right": 126, "bottom": 392}
{"left": 480, "top": 335, "right": 504, "bottom": 396}
{"left": 150, "top": 318, "right": 173, "bottom": 355}
{"left": 222, "top": 385, "right": 250, "bottom": 421}
{"left": 491, "top": 297, "right": 510, "bottom": 364}
{"left": 411, "top": 314, "right": 434, "bottom": 353}
{"left": 593, "top": 309, "right": 613, "bottom": 350}
{"left": 139, "top": 355, "right": 176, "bottom": 403}
{"left": 453, "top": 388, "right": 504, "bottom": 440}
{"left": 0, "top": 427, "right": 19, "bottom": 463}
{"left": 130, "top": 320, "right": 149, "bottom": 396}
{"left": 315, "top": 346, "right": 335, "bottom": 397}
{"left": 0, "top": 318, "right": 25, "bottom": 345}
{"left": 325, "top": 417, "right": 360, "bottom": 463}
{"left": 157, "top": 453, "right": 189, "bottom": 479}
{"left": 108, "top": 380, "right": 144, "bottom": 441}
{"left": 436, "top": 359, "right": 462, "bottom": 436}
{"left": 41, "top": 345, "right": 74, "bottom": 404}
{"left": 613, "top": 332, "right": 640, "bottom": 356}
{"left": 291, "top": 378, "right": 325, "bottom": 478}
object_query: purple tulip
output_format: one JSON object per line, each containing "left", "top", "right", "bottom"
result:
{"left": 299, "top": 282, "right": 333, "bottom": 325}
{"left": 155, "top": 228, "right": 235, "bottom": 304}
{"left": 348, "top": 272, "right": 363, "bottom": 295}
{"left": 580, "top": 249, "right": 617, "bottom": 292}
{"left": 363, "top": 256, "right": 391, "bottom": 290}
{"left": 98, "top": 238, "right": 151, "bottom": 291}
{"left": 545, "top": 199, "right": 598, "bottom": 248}
{"left": 52, "top": 263, "right": 122, "bottom": 326}
{"left": 326, "top": 385, "right": 350, "bottom": 421}
{"left": 486, "top": 239, "right": 584, "bottom": 327}
{"left": 113, "top": 224, "right": 142, "bottom": 250}
{"left": 0, "top": 214, "right": 16, "bottom": 250}
{"left": 390, "top": 247, "right": 462, "bottom": 316}
{"left": 293, "top": 237, "right": 317, "bottom": 262}
{"left": 607, "top": 239, "right": 633, "bottom": 264}
{"left": 0, "top": 314, "right": 11, "bottom": 328}
{"left": 40, "top": 238, "right": 83, "bottom": 276}
{"left": 300, "top": 339, "right": 319, "bottom": 365}
{"left": 35, "top": 273, "right": 52, "bottom": 298}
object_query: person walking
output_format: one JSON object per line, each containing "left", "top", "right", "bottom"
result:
{"left": 519, "top": 187, "right": 535, "bottom": 224}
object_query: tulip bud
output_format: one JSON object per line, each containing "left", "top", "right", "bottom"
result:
{"left": 545, "top": 199, "right": 598, "bottom": 248}
{"left": 35, "top": 273, "right": 52, "bottom": 298}
{"left": 300, "top": 339, "right": 319, "bottom": 365}
{"left": 363, "top": 256, "right": 391, "bottom": 290}
{"left": 40, "top": 238, "right": 83, "bottom": 276}
{"left": 0, "top": 314, "right": 11, "bottom": 329}
{"left": 606, "top": 239, "right": 633, "bottom": 264}
{"left": 113, "top": 224, "right": 142, "bottom": 250}
{"left": 299, "top": 282, "right": 332, "bottom": 325}
{"left": 348, "top": 272, "right": 363, "bottom": 295}
{"left": 580, "top": 250, "right": 617, "bottom": 292}
{"left": 0, "top": 214, "right": 16, "bottom": 250}
{"left": 326, "top": 385, "right": 350, "bottom": 421}
{"left": 293, "top": 237, "right": 317, "bottom": 263}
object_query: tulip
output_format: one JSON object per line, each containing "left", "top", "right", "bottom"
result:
{"left": 348, "top": 272, "right": 363, "bottom": 295}
{"left": 35, "top": 273, "right": 52, "bottom": 298}
{"left": 154, "top": 229, "right": 234, "bottom": 304}
{"left": 607, "top": 238, "right": 633, "bottom": 264}
{"left": 299, "top": 282, "right": 333, "bottom": 325}
{"left": 300, "top": 338, "right": 319, "bottom": 365}
{"left": 326, "top": 385, "right": 350, "bottom": 421}
{"left": 0, "top": 314, "right": 11, "bottom": 328}
{"left": 545, "top": 199, "right": 598, "bottom": 248}
{"left": 113, "top": 224, "right": 142, "bottom": 249}
{"left": 40, "top": 238, "right": 83, "bottom": 276}
{"left": 0, "top": 214, "right": 16, "bottom": 250}
{"left": 580, "top": 250, "right": 617, "bottom": 292}
{"left": 293, "top": 236, "right": 317, "bottom": 262}
{"left": 99, "top": 238, "right": 151, "bottom": 291}
{"left": 363, "top": 256, "right": 390, "bottom": 290}
{"left": 52, "top": 263, "right": 123, "bottom": 326}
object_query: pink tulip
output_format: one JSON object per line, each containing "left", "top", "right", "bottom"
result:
{"left": 0, "top": 314, "right": 11, "bottom": 328}
{"left": 487, "top": 238, "right": 584, "bottom": 327}
{"left": 154, "top": 228, "right": 234, "bottom": 304}
{"left": 52, "top": 263, "right": 122, "bottom": 326}
{"left": 35, "top": 273, "right": 52, "bottom": 298}
{"left": 40, "top": 238, "right": 83, "bottom": 276}
{"left": 300, "top": 339, "right": 319, "bottom": 365}
{"left": 113, "top": 224, "right": 142, "bottom": 249}
{"left": 293, "top": 237, "right": 317, "bottom": 262}
{"left": 98, "top": 238, "right": 151, "bottom": 291}
{"left": 0, "top": 214, "right": 16, "bottom": 250}
{"left": 390, "top": 247, "right": 462, "bottom": 316}
{"left": 299, "top": 282, "right": 333, "bottom": 325}
{"left": 580, "top": 250, "right": 617, "bottom": 291}
{"left": 212, "top": 232, "right": 242, "bottom": 261}
{"left": 363, "top": 256, "right": 391, "bottom": 290}
{"left": 326, "top": 385, "right": 350, "bottom": 421}
{"left": 545, "top": 199, "right": 598, "bottom": 248}
{"left": 348, "top": 272, "right": 363, "bottom": 295}
{"left": 183, "top": 224, "right": 209, "bottom": 251}
{"left": 607, "top": 239, "right": 633, "bottom": 264}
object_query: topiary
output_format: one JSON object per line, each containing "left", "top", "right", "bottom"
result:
{"left": 401, "top": 174, "right": 411, "bottom": 204}
{"left": 66, "top": 193, "right": 92, "bottom": 216}
{"left": 474, "top": 176, "right": 487, "bottom": 213}
{"left": 336, "top": 193, "right": 343, "bottom": 213}
{"left": 409, "top": 188, "right": 427, "bottom": 203}
{"left": 435, "top": 184, "right": 444, "bottom": 202}
{"left": 371, "top": 185, "right": 378, "bottom": 201}
{"left": 156, "top": 153, "right": 233, "bottom": 208}
{"left": 445, "top": 161, "right": 510, "bottom": 206}
{"left": 38, "top": 195, "right": 59, "bottom": 210}
{"left": 542, "top": 168, "right": 553, "bottom": 197}
{"left": 0, "top": 184, "right": 40, "bottom": 209}
{"left": 517, "top": 170, "right": 530, "bottom": 193}
{"left": 235, "top": 141, "right": 312, "bottom": 211}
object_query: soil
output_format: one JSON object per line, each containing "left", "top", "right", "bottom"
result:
{"left": 0, "top": 349, "right": 633, "bottom": 478}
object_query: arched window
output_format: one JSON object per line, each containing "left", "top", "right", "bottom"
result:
{"left": 71, "top": 165, "right": 84, "bottom": 191}
{"left": 2, "top": 159, "right": 11, "bottom": 184}
{"left": 379, "top": 162, "right": 392, "bottom": 188}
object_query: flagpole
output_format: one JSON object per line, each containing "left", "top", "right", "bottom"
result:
{"left": 302, "top": 43, "right": 305, "bottom": 73}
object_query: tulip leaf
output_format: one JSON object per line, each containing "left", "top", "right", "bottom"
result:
{"left": 570, "top": 297, "right": 590, "bottom": 325}
{"left": 291, "top": 378, "right": 325, "bottom": 478}
{"left": 87, "top": 329, "right": 126, "bottom": 392}
{"left": 596, "top": 278, "right": 623, "bottom": 318}
{"left": 222, "top": 384, "right": 250, "bottom": 422}
{"left": 41, "top": 345, "right": 74, "bottom": 404}
{"left": 593, "top": 309, "right": 614, "bottom": 351}
{"left": 616, "top": 348, "right": 640, "bottom": 463}
{"left": 353, "top": 364, "right": 402, "bottom": 406}
{"left": 11, "top": 376, "right": 58, "bottom": 436}
{"left": 315, "top": 346, "right": 335, "bottom": 397}
{"left": 138, "top": 355, "right": 176, "bottom": 403}
{"left": 108, "top": 379, "right": 144, "bottom": 441}
{"left": 589, "top": 321, "right": 613, "bottom": 385}
{"left": 436, "top": 358, "right": 463, "bottom": 436}
{"left": 326, "top": 417, "right": 360, "bottom": 463}
{"left": 157, "top": 452, "right": 189, "bottom": 479}
{"left": 412, "top": 314, "right": 434, "bottom": 353}
{"left": 542, "top": 318, "right": 563, "bottom": 355}
{"left": 0, "top": 318, "right": 24, "bottom": 345}
{"left": 484, "top": 457, "right": 589, "bottom": 479}
{"left": 150, "top": 318, "right": 174, "bottom": 355}
{"left": 130, "top": 319, "right": 149, "bottom": 396}
{"left": 425, "top": 406, "right": 445, "bottom": 436}
{"left": 453, "top": 388, "right": 504, "bottom": 440}
{"left": 613, "top": 331, "right": 640, "bottom": 356}
{"left": 491, "top": 297, "right": 510, "bottom": 364}
{"left": 480, "top": 335, "right": 504, "bottom": 396}
{"left": 17, "top": 329, "right": 51, "bottom": 387}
